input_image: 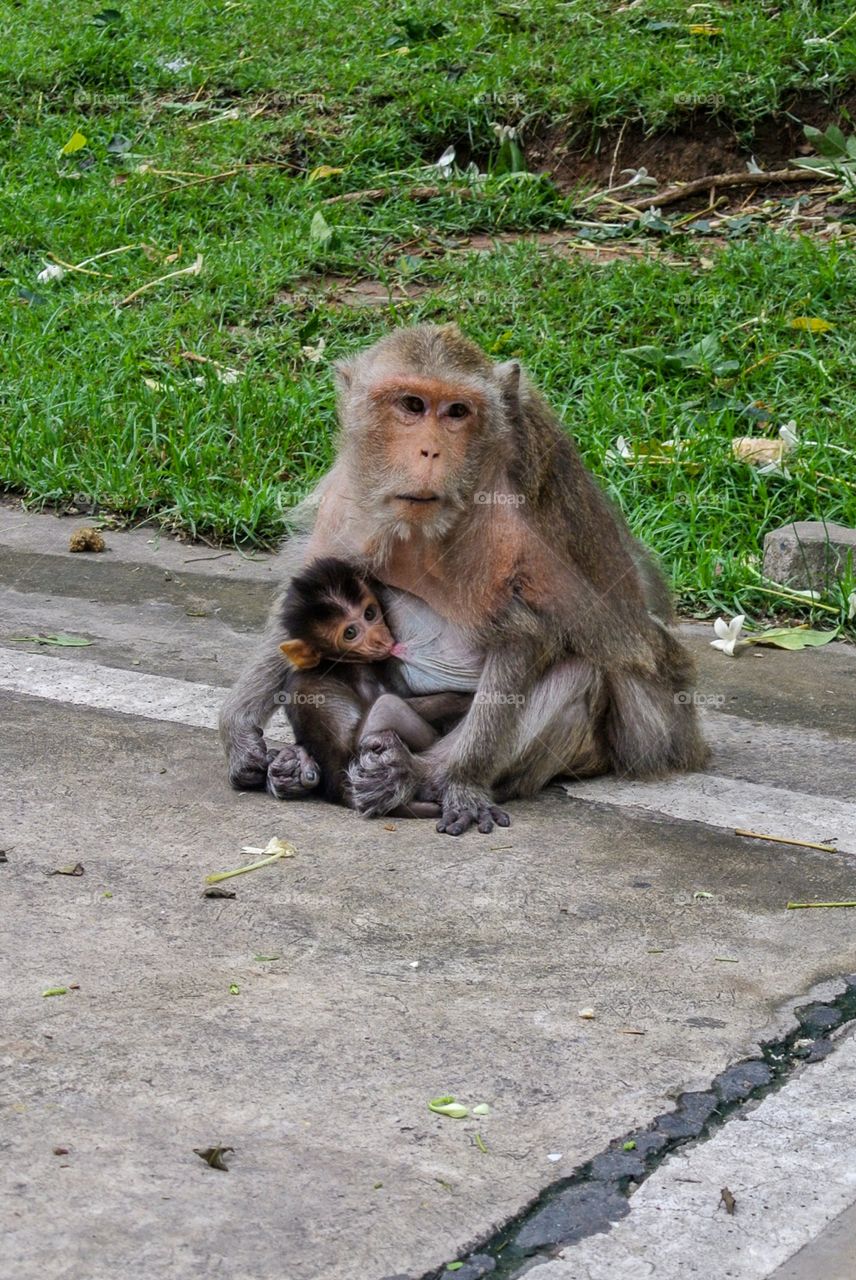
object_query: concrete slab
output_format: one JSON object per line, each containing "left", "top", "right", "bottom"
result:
{"left": 525, "top": 1026, "right": 856, "bottom": 1280}
{"left": 2, "top": 691, "right": 856, "bottom": 1280}
{"left": 2, "top": 507, "right": 856, "bottom": 1279}
{"left": 0, "top": 501, "right": 286, "bottom": 630}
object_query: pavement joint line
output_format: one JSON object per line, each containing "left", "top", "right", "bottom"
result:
{"left": 427, "top": 979, "right": 856, "bottom": 1280}
{"left": 2, "top": 646, "right": 855, "bottom": 855}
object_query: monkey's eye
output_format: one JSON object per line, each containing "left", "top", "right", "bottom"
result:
{"left": 400, "top": 395, "right": 425, "bottom": 415}
{"left": 446, "top": 402, "right": 470, "bottom": 419}
{"left": 364, "top": 604, "right": 377, "bottom": 621}
{"left": 343, "top": 625, "right": 358, "bottom": 641}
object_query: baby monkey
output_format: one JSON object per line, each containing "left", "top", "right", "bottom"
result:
{"left": 275, "top": 557, "right": 470, "bottom": 814}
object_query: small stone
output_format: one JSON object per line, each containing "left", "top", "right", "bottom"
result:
{"left": 762, "top": 521, "right": 856, "bottom": 592}
{"left": 712, "top": 1059, "right": 773, "bottom": 1102}
{"left": 796, "top": 1002, "right": 842, "bottom": 1036}
{"left": 654, "top": 1091, "right": 719, "bottom": 1139}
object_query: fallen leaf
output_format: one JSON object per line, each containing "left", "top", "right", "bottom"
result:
{"left": 8, "top": 633, "right": 93, "bottom": 647}
{"left": 42, "top": 987, "right": 68, "bottom": 998}
{"left": 732, "top": 437, "right": 787, "bottom": 466}
{"left": 229, "top": 983, "right": 240, "bottom": 995}
{"left": 309, "top": 209, "right": 335, "bottom": 250}
{"left": 60, "top": 130, "right": 88, "bottom": 156}
{"left": 49, "top": 863, "right": 85, "bottom": 877}
{"left": 750, "top": 626, "right": 838, "bottom": 651}
{"left": 472, "top": 1103, "right": 491, "bottom": 1116}
{"left": 428, "top": 1096, "right": 469, "bottom": 1119}
{"left": 789, "top": 316, "right": 834, "bottom": 332}
{"left": 720, "top": 1186, "right": 737, "bottom": 1215}
{"left": 202, "top": 886, "right": 236, "bottom": 899}
{"left": 308, "top": 165, "right": 344, "bottom": 182}
{"left": 578, "top": 1007, "right": 596, "bottom": 1019}
{"left": 194, "top": 1144, "right": 233, "bottom": 1171}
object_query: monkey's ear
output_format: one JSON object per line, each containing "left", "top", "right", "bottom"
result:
{"left": 280, "top": 639, "right": 322, "bottom": 669}
{"left": 495, "top": 359, "right": 521, "bottom": 393}
{"left": 495, "top": 359, "right": 521, "bottom": 414}
{"left": 333, "top": 359, "right": 355, "bottom": 394}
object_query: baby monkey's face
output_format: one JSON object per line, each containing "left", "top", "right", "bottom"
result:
{"left": 330, "top": 589, "right": 395, "bottom": 662}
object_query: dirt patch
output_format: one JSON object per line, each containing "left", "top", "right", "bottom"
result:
{"left": 276, "top": 277, "right": 433, "bottom": 310}
{"left": 529, "top": 88, "right": 856, "bottom": 195}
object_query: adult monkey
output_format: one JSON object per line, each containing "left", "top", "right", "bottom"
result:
{"left": 220, "top": 323, "right": 707, "bottom": 834}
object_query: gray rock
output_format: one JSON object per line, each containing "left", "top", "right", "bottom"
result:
{"left": 763, "top": 520, "right": 856, "bottom": 591}
{"left": 514, "top": 1184, "right": 630, "bottom": 1249}
{"left": 712, "top": 1059, "right": 773, "bottom": 1102}
{"left": 796, "top": 1001, "right": 843, "bottom": 1035}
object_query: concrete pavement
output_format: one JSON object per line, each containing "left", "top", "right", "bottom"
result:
{"left": 1, "top": 503, "right": 855, "bottom": 1280}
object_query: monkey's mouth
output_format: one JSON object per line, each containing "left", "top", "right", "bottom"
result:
{"left": 394, "top": 492, "right": 440, "bottom": 504}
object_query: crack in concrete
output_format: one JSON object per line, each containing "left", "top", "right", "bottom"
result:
{"left": 419, "top": 975, "right": 856, "bottom": 1280}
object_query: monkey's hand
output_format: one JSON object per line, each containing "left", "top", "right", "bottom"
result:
{"left": 228, "top": 732, "right": 272, "bottom": 790}
{"left": 435, "top": 782, "right": 511, "bottom": 837}
{"left": 267, "top": 745, "right": 321, "bottom": 799}
{"left": 348, "top": 730, "right": 420, "bottom": 816}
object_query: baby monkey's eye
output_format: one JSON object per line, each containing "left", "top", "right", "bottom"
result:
{"left": 447, "top": 402, "right": 470, "bottom": 419}
{"left": 343, "top": 625, "right": 358, "bottom": 641}
{"left": 401, "top": 395, "right": 425, "bottom": 415}
{"left": 364, "top": 604, "right": 377, "bottom": 621}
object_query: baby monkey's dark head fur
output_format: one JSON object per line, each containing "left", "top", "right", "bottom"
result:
{"left": 280, "top": 557, "right": 395, "bottom": 670}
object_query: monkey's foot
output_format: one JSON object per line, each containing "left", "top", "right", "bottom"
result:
{"left": 436, "top": 783, "right": 511, "bottom": 837}
{"left": 348, "top": 730, "right": 419, "bottom": 817}
{"left": 228, "top": 736, "right": 271, "bottom": 790}
{"left": 267, "top": 745, "right": 320, "bottom": 799}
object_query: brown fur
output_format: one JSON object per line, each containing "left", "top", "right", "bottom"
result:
{"left": 220, "top": 324, "right": 708, "bottom": 834}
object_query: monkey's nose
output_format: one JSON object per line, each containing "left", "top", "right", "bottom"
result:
{"left": 419, "top": 448, "right": 440, "bottom": 459}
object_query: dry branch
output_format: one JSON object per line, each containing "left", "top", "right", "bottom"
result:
{"left": 628, "top": 168, "right": 826, "bottom": 211}
{"left": 324, "top": 184, "right": 472, "bottom": 206}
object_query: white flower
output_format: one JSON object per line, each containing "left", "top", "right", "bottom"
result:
{"left": 301, "top": 337, "right": 326, "bottom": 363}
{"left": 710, "top": 614, "right": 745, "bottom": 656}
{"left": 779, "top": 420, "right": 798, "bottom": 449}
{"left": 435, "top": 145, "right": 455, "bottom": 178}
{"left": 36, "top": 264, "right": 66, "bottom": 283}
{"left": 605, "top": 435, "right": 633, "bottom": 464}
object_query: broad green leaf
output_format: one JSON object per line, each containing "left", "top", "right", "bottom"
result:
{"left": 804, "top": 123, "right": 849, "bottom": 159}
{"left": 309, "top": 210, "right": 334, "bottom": 250}
{"left": 8, "top": 633, "right": 93, "bottom": 646}
{"left": 43, "top": 987, "right": 68, "bottom": 997}
{"left": 61, "top": 131, "right": 88, "bottom": 156}
{"left": 428, "top": 1096, "right": 469, "bottom": 1118}
{"left": 749, "top": 627, "right": 838, "bottom": 650}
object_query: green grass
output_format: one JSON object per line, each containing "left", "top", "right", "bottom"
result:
{"left": 1, "top": 0, "right": 855, "bottom": 623}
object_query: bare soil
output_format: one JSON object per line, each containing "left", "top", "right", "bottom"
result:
{"left": 530, "top": 89, "right": 856, "bottom": 195}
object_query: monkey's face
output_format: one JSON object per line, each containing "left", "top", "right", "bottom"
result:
{"left": 363, "top": 376, "right": 490, "bottom": 531}
{"left": 328, "top": 590, "right": 395, "bottom": 662}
